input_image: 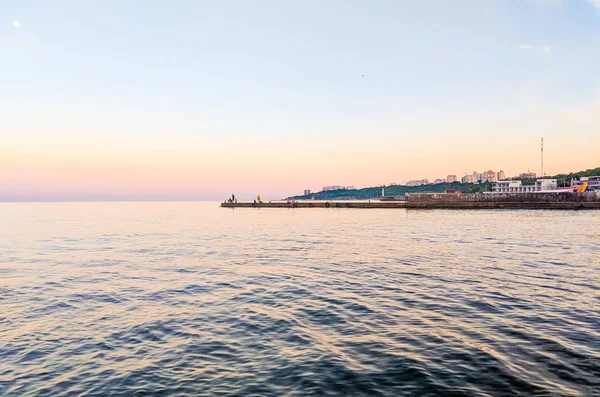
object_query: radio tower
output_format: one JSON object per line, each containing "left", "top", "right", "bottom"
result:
{"left": 541, "top": 137, "right": 544, "bottom": 177}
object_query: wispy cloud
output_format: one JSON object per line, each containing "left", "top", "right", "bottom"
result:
{"left": 534, "top": 0, "right": 600, "bottom": 14}
{"left": 518, "top": 44, "right": 551, "bottom": 55}
{"left": 588, "top": 0, "right": 600, "bottom": 11}
{"left": 532, "top": 0, "right": 599, "bottom": 14}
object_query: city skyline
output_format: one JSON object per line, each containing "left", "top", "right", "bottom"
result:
{"left": 2, "top": 0, "right": 600, "bottom": 201}
{"left": 316, "top": 166, "right": 577, "bottom": 194}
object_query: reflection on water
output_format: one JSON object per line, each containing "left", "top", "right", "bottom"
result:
{"left": 1, "top": 202, "right": 599, "bottom": 396}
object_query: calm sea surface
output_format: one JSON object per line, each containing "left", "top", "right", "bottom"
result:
{"left": 1, "top": 202, "right": 599, "bottom": 397}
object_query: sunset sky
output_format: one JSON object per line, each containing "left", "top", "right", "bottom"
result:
{"left": 2, "top": 0, "right": 599, "bottom": 201}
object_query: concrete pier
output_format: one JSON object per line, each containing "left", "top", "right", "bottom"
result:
{"left": 221, "top": 201, "right": 600, "bottom": 210}
{"left": 221, "top": 192, "right": 600, "bottom": 210}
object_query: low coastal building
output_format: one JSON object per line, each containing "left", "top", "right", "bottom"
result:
{"left": 493, "top": 179, "right": 557, "bottom": 193}
{"left": 573, "top": 176, "right": 600, "bottom": 191}
{"left": 519, "top": 172, "right": 537, "bottom": 179}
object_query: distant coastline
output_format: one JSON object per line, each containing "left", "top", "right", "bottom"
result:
{"left": 289, "top": 182, "right": 488, "bottom": 201}
{"left": 289, "top": 167, "right": 600, "bottom": 201}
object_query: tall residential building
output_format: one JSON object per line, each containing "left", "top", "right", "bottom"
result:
{"left": 470, "top": 170, "right": 506, "bottom": 183}
{"left": 303, "top": 189, "right": 311, "bottom": 195}
{"left": 461, "top": 174, "right": 475, "bottom": 183}
{"left": 447, "top": 175, "right": 458, "bottom": 183}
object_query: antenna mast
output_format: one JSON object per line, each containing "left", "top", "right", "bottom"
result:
{"left": 541, "top": 137, "right": 544, "bottom": 177}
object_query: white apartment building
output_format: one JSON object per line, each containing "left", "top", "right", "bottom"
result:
{"left": 322, "top": 185, "right": 345, "bottom": 191}
{"left": 471, "top": 170, "right": 506, "bottom": 183}
{"left": 474, "top": 171, "right": 494, "bottom": 182}
{"left": 519, "top": 172, "right": 536, "bottom": 179}
{"left": 406, "top": 179, "right": 429, "bottom": 186}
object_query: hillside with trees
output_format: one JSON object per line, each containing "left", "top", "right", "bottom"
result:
{"left": 289, "top": 166, "right": 599, "bottom": 200}
{"left": 289, "top": 182, "right": 492, "bottom": 200}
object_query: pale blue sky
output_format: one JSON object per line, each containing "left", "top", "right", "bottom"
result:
{"left": 1, "top": 0, "right": 599, "bottom": 200}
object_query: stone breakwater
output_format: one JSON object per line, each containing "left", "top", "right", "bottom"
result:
{"left": 406, "top": 192, "right": 599, "bottom": 203}
{"left": 221, "top": 192, "right": 600, "bottom": 209}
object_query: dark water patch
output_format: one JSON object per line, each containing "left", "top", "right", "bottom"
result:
{"left": 300, "top": 307, "right": 347, "bottom": 327}
{"left": 175, "top": 268, "right": 195, "bottom": 273}
{"left": 28, "top": 301, "right": 76, "bottom": 316}
{"left": 464, "top": 298, "right": 502, "bottom": 314}
{"left": 183, "top": 284, "right": 211, "bottom": 294}
{"left": 69, "top": 292, "right": 126, "bottom": 305}
{"left": 143, "top": 288, "right": 197, "bottom": 302}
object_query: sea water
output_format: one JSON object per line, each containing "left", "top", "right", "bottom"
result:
{"left": 1, "top": 202, "right": 598, "bottom": 396}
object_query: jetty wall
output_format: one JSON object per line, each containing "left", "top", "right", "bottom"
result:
{"left": 221, "top": 192, "right": 600, "bottom": 209}
{"left": 406, "top": 192, "right": 599, "bottom": 203}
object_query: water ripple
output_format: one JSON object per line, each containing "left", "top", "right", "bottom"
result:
{"left": 0, "top": 203, "right": 599, "bottom": 396}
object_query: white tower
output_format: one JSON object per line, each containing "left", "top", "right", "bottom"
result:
{"left": 541, "top": 137, "right": 544, "bottom": 177}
